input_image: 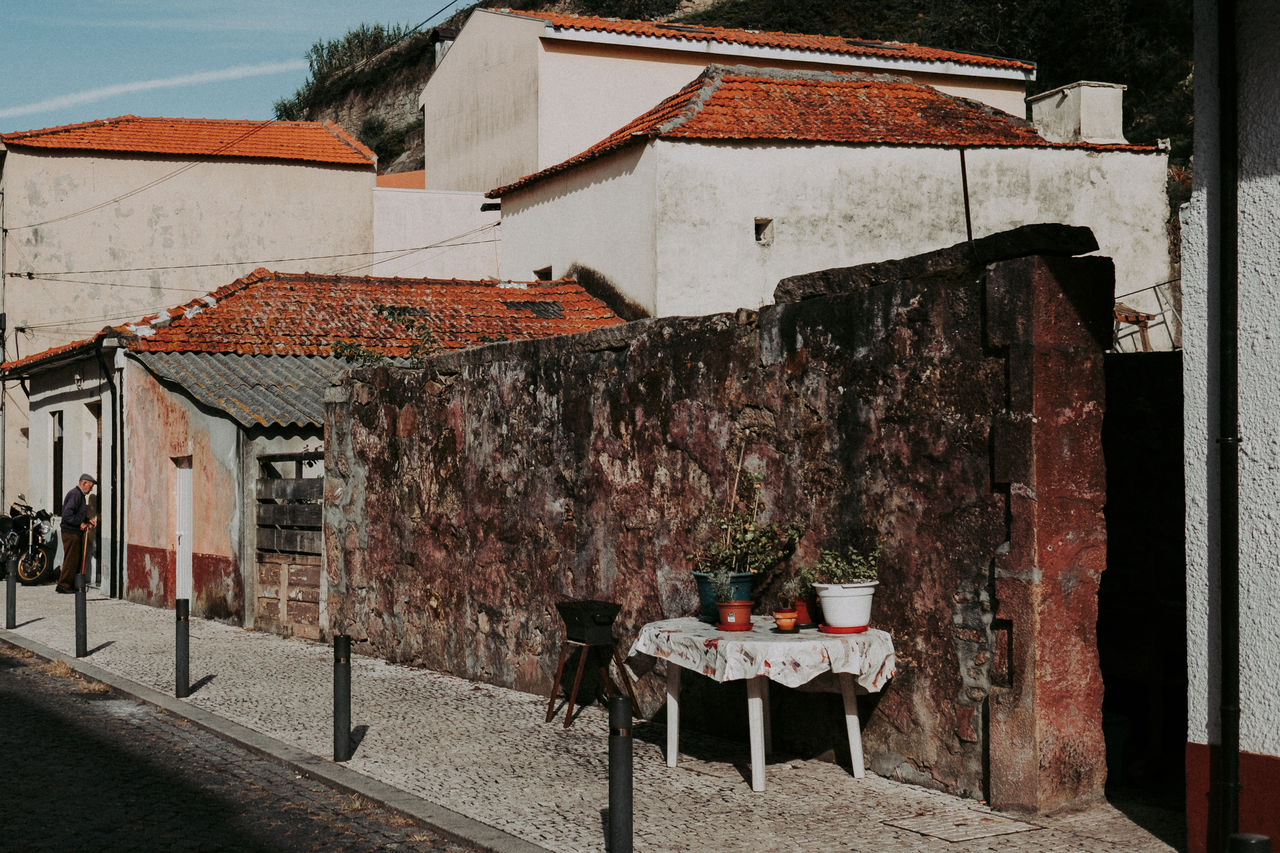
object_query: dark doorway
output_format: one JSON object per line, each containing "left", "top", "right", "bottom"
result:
{"left": 1100, "top": 351, "right": 1187, "bottom": 810}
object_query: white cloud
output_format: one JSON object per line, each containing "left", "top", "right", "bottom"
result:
{"left": 0, "top": 61, "right": 307, "bottom": 120}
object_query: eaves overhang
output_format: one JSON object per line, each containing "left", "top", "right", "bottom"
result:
{"left": 538, "top": 26, "right": 1036, "bottom": 84}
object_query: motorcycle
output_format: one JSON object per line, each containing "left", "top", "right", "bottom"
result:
{"left": 10, "top": 495, "right": 58, "bottom": 585}
{"left": 0, "top": 514, "right": 20, "bottom": 570}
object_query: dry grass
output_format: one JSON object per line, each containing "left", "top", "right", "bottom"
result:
{"left": 39, "top": 658, "right": 112, "bottom": 693}
{"left": 3, "top": 644, "right": 35, "bottom": 659}
{"left": 339, "top": 795, "right": 374, "bottom": 814}
{"left": 41, "top": 659, "right": 74, "bottom": 678}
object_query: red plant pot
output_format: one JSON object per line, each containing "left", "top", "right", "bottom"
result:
{"left": 716, "top": 600, "right": 753, "bottom": 631}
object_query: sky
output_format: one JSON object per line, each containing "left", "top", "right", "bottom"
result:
{"left": 0, "top": 0, "right": 471, "bottom": 134}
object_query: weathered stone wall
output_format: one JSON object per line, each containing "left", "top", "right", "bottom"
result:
{"left": 325, "top": 226, "right": 1112, "bottom": 812}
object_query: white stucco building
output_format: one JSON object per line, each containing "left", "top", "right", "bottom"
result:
{"left": 1181, "top": 0, "right": 1280, "bottom": 847}
{"left": 0, "top": 115, "right": 376, "bottom": 503}
{"left": 490, "top": 66, "right": 1171, "bottom": 325}
{"left": 420, "top": 8, "right": 1036, "bottom": 193}
{"left": 371, "top": 179, "right": 500, "bottom": 279}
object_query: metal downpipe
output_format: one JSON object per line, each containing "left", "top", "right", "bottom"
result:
{"left": 1215, "top": 0, "right": 1242, "bottom": 844}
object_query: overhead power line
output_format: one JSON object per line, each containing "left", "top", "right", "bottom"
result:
{"left": 7, "top": 221, "right": 499, "bottom": 278}
{"left": 8, "top": 119, "right": 279, "bottom": 231}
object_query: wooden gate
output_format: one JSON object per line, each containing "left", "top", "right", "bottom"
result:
{"left": 254, "top": 451, "right": 324, "bottom": 639}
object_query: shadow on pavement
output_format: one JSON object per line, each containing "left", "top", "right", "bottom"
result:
{"left": 187, "top": 673, "right": 216, "bottom": 695}
{"left": 350, "top": 724, "right": 370, "bottom": 757}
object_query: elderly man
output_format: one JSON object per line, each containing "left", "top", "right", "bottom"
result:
{"left": 55, "top": 474, "right": 97, "bottom": 594}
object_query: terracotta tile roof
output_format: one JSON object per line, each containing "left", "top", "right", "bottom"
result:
{"left": 489, "top": 66, "right": 1158, "bottom": 197}
{"left": 376, "top": 170, "right": 425, "bottom": 188}
{"left": 0, "top": 269, "right": 622, "bottom": 374}
{"left": 502, "top": 9, "right": 1034, "bottom": 72}
{"left": 0, "top": 116, "right": 375, "bottom": 167}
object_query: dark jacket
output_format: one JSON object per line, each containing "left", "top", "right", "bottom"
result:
{"left": 61, "top": 487, "right": 89, "bottom": 533}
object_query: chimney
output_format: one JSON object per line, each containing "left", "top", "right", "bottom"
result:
{"left": 1027, "top": 81, "right": 1128, "bottom": 144}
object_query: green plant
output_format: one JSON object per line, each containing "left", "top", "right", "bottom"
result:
{"left": 805, "top": 543, "right": 879, "bottom": 585}
{"left": 708, "top": 569, "right": 736, "bottom": 604}
{"left": 777, "top": 573, "right": 807, "bottom": 608}
{"left": 687, "top": 468, "right": 802, "bottom": 577}
{"left": 332, "top": 304, "right": 440, "bottom": 368}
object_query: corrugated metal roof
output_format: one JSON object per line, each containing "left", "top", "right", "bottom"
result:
{"left": 135, "top": 352, "right": 351, "bottom": 428}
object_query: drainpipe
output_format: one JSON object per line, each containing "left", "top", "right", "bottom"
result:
{"left": 1, "top": 183, "right": 7, "bottom": 514}
{"left": 96, "top": 341, "right": 116, "bottom": 596}
{"left": 95, "top": 340, "right": 125, "bottom": 599}
{"left": 1215, "top": 0, "right": 1242, "bottom": 846}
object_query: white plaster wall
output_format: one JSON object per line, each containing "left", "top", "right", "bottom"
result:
{"left": 424, "top": 8, "right": 1028, "bottom": 194}
{"left": 964, "top": 147, "right": 1171, "bottom": 302}
{"left": 653, "top": 142, "right": 971, "bottom": 316}
{"left": 535, "top": 42, "right": 1029, "bottom": 176}
{"left": 1184, "top": 0, "right": 1280, "bottom": 757}
{"left": 504, "top": 139, "right": 1167, "bottom": 318}
{"left": 371, "top": 188, "right": 500, "bottom": 279}
{"left": 0, "top": 149, "right": 372, "bottom": 501}
{"left": 499, "top": 145, "right": 657, "bottom": 308}
{"left": 420, "top": 11, "right": 543, "bottom": 191}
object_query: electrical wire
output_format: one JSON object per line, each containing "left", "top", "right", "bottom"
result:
{"left": 5, "top": 2, "right": 470, "bottom": 234}
{"left": 8, "top": 221, "right": 499, "bottom": 278}
{"left": 7, "top": 119, "right": 280, "bottom": 231}
{"left": 336, "top": 0, "right": 471, "bottom": 79}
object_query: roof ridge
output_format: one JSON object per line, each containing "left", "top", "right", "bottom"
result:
{"left": 322, "top": 119, "right": 378, "bottom": 162}
{"left": 496, "top": 8, "right": 1034, "bottom": 71}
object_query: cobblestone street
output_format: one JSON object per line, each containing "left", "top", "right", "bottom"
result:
{"left": 0, "top": 642, "right": 472, "bottom": 852}
{"left": 1, "top": 587, "right": 1185, "bottom": 852}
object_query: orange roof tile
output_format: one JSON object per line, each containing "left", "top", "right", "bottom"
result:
{"left": 489, "top": 66, "right": 1157, "bottom": 197}
{"left": 376, "top": 170, "right": 426, "bottom": 188}
{"left": 0, "top": 269, "right": 621, "bottom": 374}
{"left": 502, "top": 9, "right": 1034, "bottom": 72}
{"left": 1, "top": 116, "right": 375, "bottom": 167}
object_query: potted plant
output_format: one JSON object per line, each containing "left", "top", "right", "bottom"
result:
{"left": 772, "top": 576, "right": 804, "bottom": 632}
{"left": 805, "top": 543, "right": 879, "bottom": 633}
{"left": 689, "top": 470, "right": 802, "bottom": 622}
{"left": 709, "top": 569, "right": 754, "bottom": 631}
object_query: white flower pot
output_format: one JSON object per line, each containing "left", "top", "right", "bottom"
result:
{"left": 813, "top": 581, "right": 877, "bottom": 629}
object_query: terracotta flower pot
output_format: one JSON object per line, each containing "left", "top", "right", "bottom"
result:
{"left": 794, "top": 592, "right": 821, "bottom": 628}
{"left": 716, "top": 600, "right": 753, "bottom": 631}
{"left": 694, "top": 571, "right": 757, "bottom": 622}
{"left": 773, "top": 609, "right": 798, "bottom": 632}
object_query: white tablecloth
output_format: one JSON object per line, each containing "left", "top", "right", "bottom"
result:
{"left": 629, "top": 616, "right": 896, "bottom": 691}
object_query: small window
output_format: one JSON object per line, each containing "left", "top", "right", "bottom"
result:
{"left": 533, "top": 266, "right": 553, "bottom": 281}
{"left": 754, "top": 218, "right": 774, "bottom": 245}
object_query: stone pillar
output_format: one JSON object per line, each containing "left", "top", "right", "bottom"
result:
{"left": 986, "top": 254, "right": 1113, "bottom": 812}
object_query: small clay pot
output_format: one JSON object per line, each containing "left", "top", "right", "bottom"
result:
{"left": 716, "top": 600, "right": 753, "bottom": 631}
{"left": 773, "top": 609, "right": 798, "bottom": 632}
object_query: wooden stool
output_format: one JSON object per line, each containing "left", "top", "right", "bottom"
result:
{"left": 545, "top": 638, "right": 638, "bottom": 728}
{"left": 545, "top": 600, "right": 639, "bottom": 728}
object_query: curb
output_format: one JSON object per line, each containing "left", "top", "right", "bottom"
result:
{"left": 0, "top": 629, "right": 553, "bottom": 853}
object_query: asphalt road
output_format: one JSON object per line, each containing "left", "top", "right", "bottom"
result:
{"left": 0, "top": 641, "right": 476, "bottom": 852}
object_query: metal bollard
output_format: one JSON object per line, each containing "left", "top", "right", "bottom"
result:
{"left": 5, "top": 560, "right": 15, "bottom": 630}
{"left": 1230, "top": 834, "right": 1272, "bottom": 852}
{"left": 74, "top": 574, "right": 87, "bottom": 657}
{"left": 175, "top": 599, "right": 190, "bottom": 698}
{"left": 608, "top": 695, "right": 633, "bottom": 853}
{"left": 334, "top": 634, "right": 351, "bottom": 762}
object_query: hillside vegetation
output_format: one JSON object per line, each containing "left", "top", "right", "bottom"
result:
{"left": 277, "top": 0, "right": 1191, "bottom": 179}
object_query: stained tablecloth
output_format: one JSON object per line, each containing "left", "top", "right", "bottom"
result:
{"left": 629, "top": 617, "right": 896, "bottom": 691}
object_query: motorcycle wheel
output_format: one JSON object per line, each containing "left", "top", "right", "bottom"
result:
{"left": 16, "top": 550, "right": 51, "bottom": 585}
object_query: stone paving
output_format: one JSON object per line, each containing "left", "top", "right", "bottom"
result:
{"left": 2, "top": 586, "right": 1185, "bottom": 852}
{"left": 0, "top": 643, "right": 471, "bottom": 852}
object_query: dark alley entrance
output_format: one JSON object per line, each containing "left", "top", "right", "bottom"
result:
{"left": 1100, "top": 351, "right": 1187, "bottom": 811}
